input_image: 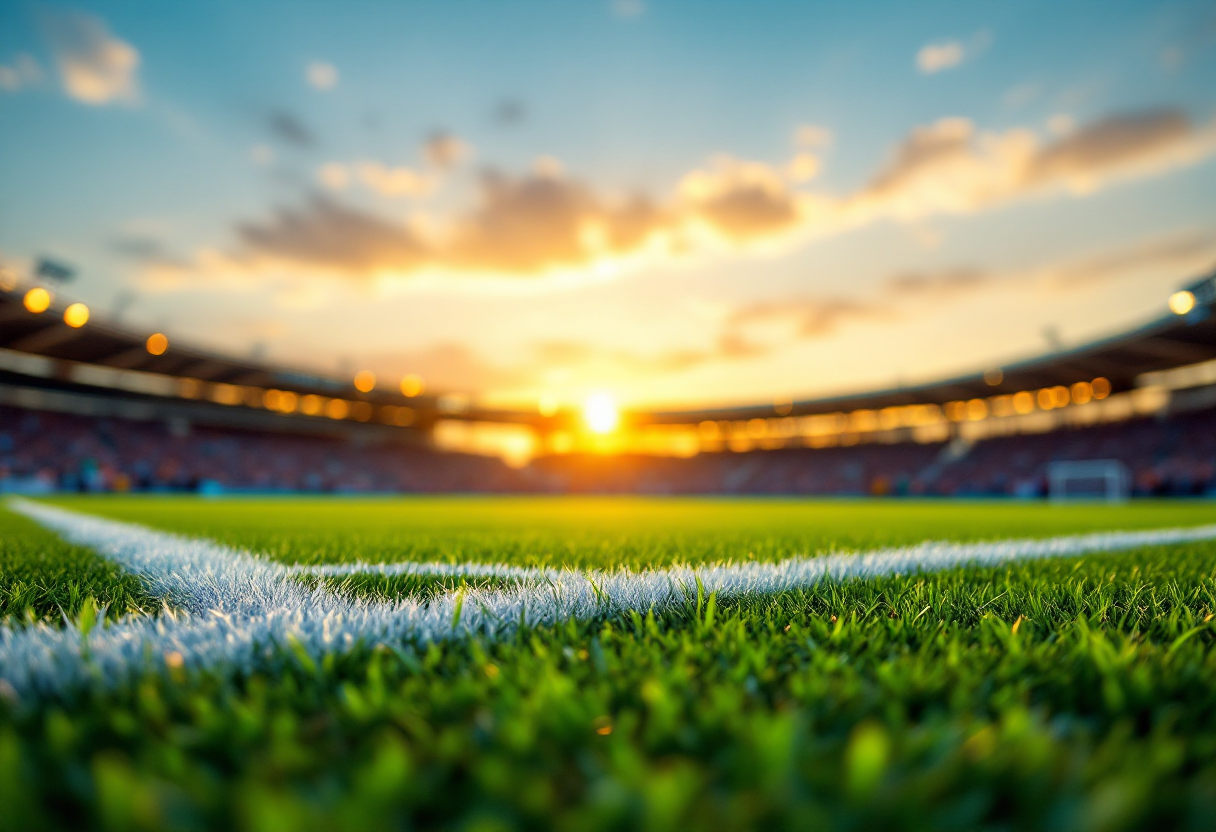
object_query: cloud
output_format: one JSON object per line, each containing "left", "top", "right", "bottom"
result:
{"left": 316, "top": 159, "right": 435, "bottom": 198}
{"left": 353, "top": 161, "right": 433, "bottom": 197}
{"left": 268, "top": 110, "right": 315, "bottom": 148}
{"left": 1021, "top": 110, "right": 1204, "bottom": 192}
{"left": 850, "top": 108, "right": 1216, "bottom": 220}
{"left": 916, "top": 30, "right": 990, "bottom": 74}
{"left": 883, "top": 268, "right": 992, "bottom": 299}
{"left": 306, "top": 61, "right": 338, "bottom": 91}
{"left": 223, "top": 107, "right": 1216, "bottom": 283}
{"left": 446, "top": 169, "right": 667, "bottom": 273}
{"left": 917, "top": 42, "right": 965, "bottom": 74}
{"left": 423, "top": 132, "right": 471, "bottom": 168}
{"left": 43, "top": 11, "right": 140, "bottom": 105}
{"left": 727, "top": 297, "right": 892, "bottom": 339}
{"left": 679, "top": 157, "right": 806, "bottom": 241}
{"left": 0, "top": 54, "right": 44, "bottom": 92}
{"left": 235, "top": 195, "right": 428, "bottom": 274}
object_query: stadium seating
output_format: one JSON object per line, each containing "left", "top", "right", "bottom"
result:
{"left": 2, "top": 402, "right": 1212, "bottom": 497}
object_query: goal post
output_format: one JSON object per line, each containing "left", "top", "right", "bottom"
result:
{"left": 1047, "top": 460, "right": 1131, "bottom": 503}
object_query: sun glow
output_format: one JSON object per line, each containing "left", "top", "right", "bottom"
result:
{"left": 583, "top": 392, "right": 620, "bottom": 435}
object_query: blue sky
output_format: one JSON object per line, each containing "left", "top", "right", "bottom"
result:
{"left": 1, "top": 0, "right": 1215, "bottom": 409}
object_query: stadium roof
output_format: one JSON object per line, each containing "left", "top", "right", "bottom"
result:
{"left": 0, "top": 289, "right": 399, "bottom": 401}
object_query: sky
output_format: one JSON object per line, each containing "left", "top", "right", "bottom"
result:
{"left": 1, "top": 0, "right": 1215, "bottom": 412}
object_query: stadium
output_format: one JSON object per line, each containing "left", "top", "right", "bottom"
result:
{"left": 2, "top": 2, "right": 1216, "bottom": 830}
{"left": 3, "top": 271, "right": 1215, "bottom": 498}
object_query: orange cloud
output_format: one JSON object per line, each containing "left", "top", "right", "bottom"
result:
{"left": 850, "top": 109, "right": 1216, "bottom": 220}
{"left": 225, "top": 108, "right": 1216, "bottom": 282}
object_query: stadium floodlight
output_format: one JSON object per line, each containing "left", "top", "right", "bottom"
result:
{"left": 1047, "top": 459, "right": 1130, "bottom": 503}
{"left": 147, "top": 333, "right": 169, "bottom": 355}
{"left": 1168, "top": 290, "right": 1195, "bottom": 315}
{"left": 400, "top": 374, "right": 425, "bottom": 397}
{"left": 23, "top": 287, "right": 51, "bottom": 313}
{"left": 63, "top": 302, "right": 89, "bottom": 328}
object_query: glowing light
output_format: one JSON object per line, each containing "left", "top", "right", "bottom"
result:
{"left": 538, "top": 395, "right": 558, "bottom": 417}
{"left": 63, "top": 302, "right": 89, "bottom": 328}
{"left": 1070, "top": 381, "right": 1093, "bottom": 405}
{"left": 211, "top": 384, "right": 243, "bottom": 406}
{"left": 1012, "top": 391, "right": 1035, "bottom": 414}
{"left": 400, "top": 374, "right": 424, "bottom": 397}
{"left": 583, "top": 392, "right": 619, "bottom": 434}
{"left": 146, "top": 333, "right": 169, "bottom": 355}
{"left": 1168, "top": 290, "right": 1196, "bottom": 315}
{"left": 300, "top": 395, "right": 323, "bottom": 416}
{"left": 354, "top": 370, "right": 376, "bottom": 393}
{"left": 1092, "top": 377, "right": 1111, "bottom": 399}
{"left": 983, "top": 368, "right": 1003, "bottom": 386}
{"left": 23, "top": 287, "right": 51, "bottom": 313}
{"left": 325, "top": 399, "right": 350, "bottom": 420}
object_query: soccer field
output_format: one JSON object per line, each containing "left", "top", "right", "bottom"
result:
{"left": 3, "top": 497, "right": 1216, "bottom": 831}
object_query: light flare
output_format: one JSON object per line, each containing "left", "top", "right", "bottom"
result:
{"left": 583, "top": 392, "right": 620, "bottom": 435}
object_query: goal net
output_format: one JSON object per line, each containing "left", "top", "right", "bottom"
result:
{"left": 1047, "top": 460, "right": 1131, "bottom": 503}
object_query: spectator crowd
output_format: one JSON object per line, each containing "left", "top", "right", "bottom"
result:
{"left": 1, "top": 404, "right": 1213, "bottom": 498}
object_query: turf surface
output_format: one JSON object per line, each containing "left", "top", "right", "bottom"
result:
{"left": 41, "top": 495, "right": 1216, "bottom": 570}
{"left": 0, "top": 507, "right": 160, "bottom": 626}
{"left": 4, "top": 497, "right": 1216, "bottom": 831}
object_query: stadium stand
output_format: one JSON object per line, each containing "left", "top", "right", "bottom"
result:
{"left": 1, "top": 401, "right": 1212, "bottom": 497}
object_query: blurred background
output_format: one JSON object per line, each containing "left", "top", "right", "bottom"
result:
{"left": 0, "top": 0, "right": 1214, "bottom": 496}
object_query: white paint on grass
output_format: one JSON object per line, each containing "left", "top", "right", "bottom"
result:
{"left": 4, "top": 498, "right": 1216, "bottom": 703}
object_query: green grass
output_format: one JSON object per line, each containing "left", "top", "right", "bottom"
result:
{"left": 41, "top": 495, "right": 1216, "bottom": 570}
{"left": 4, "top": 497, "right": 1216, "bottom": 831}
{"left": 305, "top": 573, "right": 521, "bottom": 604}
{"left": 0, "top": 507, "right": 160, "bottom": 626}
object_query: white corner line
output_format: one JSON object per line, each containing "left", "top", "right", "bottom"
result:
{"left": 4, "top": 497, "right": 1216, "bottom": 703}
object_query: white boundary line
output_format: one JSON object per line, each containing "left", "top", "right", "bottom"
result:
{"left": 4, "top": 498, "right": 1216, "bottom": 703}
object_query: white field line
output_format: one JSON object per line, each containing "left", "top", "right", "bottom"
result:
{"left": 4, "top": 498, "right": 1216, "bottom": 703}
